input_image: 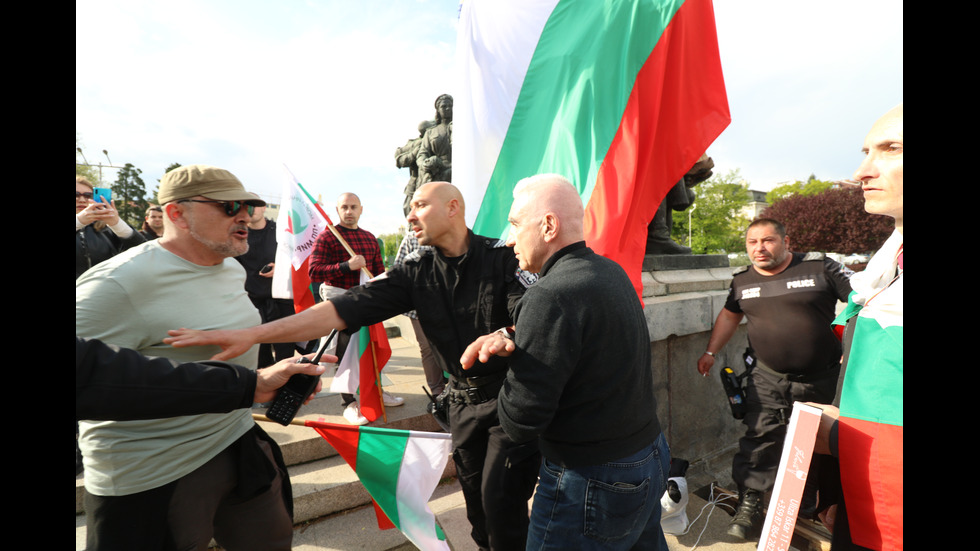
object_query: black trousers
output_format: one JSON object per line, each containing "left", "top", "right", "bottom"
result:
{"left": 448, "top": 397, "right": 540, "bottom": 551}
{"left": 733, "top": 365, "right": 839, "bottom": 496}
{"left": 250, "top": 297, "right": 299, "bottom": 368}
{"left": 83, "top": 429, "right": 292, "bottom": 551}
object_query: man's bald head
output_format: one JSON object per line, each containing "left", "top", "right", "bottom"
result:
{"left": 855, "top": 103, "right": 903, "bottom": 231}
{"left": 513, "top": 174, "right": 584, "bottom": 243}
{"left": 415, "top": 182, "right": 465, "bottom": 216}
{"left": 506, "top": 174, "right": 585, "bottom": 272}
{"left": 336, "top": 192, "right": 363, "bottom": 229}
{"left": 408, "top": 182, "right": 470, "bottom": 256}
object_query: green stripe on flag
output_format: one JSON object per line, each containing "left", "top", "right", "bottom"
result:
{"left": 839, "top": 318, "right": 903, "bottom": 427}
{"left": 356, "top": 427, "right": 410, "bottom": 529}
{"left": 357, "top": 326, "right": 369, "bottom": 356}
{"left": 473, "top": 0, "right": 685, "bottom": 238}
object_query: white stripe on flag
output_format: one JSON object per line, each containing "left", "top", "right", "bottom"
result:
{"left": 397, "top": 434, "right": 452, "bottom": 550}
{"left": 454, "top": 0, "right": 560, "bottom": 229}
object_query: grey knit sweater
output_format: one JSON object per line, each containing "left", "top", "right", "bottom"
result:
{"left": 498, "top": 242, "right": 663, "bottom": 468}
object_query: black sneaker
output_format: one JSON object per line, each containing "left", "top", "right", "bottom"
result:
{"left": 727, "top": 489, "right": 762, "bottom": 540}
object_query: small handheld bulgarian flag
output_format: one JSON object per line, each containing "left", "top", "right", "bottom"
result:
{"left": 276, "top": 416, "right": 452, "bottom": 551}
{"left": 329, "top": 272, "right": 393, "bottom": 423}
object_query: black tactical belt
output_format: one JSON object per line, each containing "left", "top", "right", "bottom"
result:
{"left": 755, "top": 359, "right": 840, "bottom": 383}
{"left": 448, "top": 372, "right": 506, "bottom": 405}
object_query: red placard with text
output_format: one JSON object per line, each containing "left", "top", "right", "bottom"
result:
{"left": 758, "top": 402, "right": 822, "bottom": 551}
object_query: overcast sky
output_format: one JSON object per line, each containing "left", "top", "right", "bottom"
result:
{"left": 76, "top": 0, "right": 903, "bottom": 235}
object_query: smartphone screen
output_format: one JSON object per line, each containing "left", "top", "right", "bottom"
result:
{"left": 93, "top": 188, "right": 112, "bottom": 204}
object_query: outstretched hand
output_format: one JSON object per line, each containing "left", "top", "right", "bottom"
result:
{"left": 460, "top": 331, "right": 516, "bottom": 370}
{"left": 164, "top": 328, "right": 253, "bottom": 362}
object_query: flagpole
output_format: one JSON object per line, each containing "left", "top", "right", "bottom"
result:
{"left": 252, "top": 413, "right": 452, "bottom": 439}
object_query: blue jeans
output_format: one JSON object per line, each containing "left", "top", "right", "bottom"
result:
{"left": 526, "top": 432, "right": 671, "bottom": 550}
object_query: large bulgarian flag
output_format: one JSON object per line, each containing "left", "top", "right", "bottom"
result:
{"left": 272, "top": 166, "right": 330, "bottom": 313}
{"left": 832, "top": 229, "right": 903, "bottom": 550}
{"left": 305, "top": 419, "right": 452, "bottom": 550}
{"left": 454, "top": 0, "right": 730, "bottom": 300}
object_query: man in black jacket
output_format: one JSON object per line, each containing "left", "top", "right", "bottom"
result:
{"left": 166, "top": 182, "right": 539, "bottom": 551}
{"left": 461, "top": 174, "right": 670, "bottom": 550}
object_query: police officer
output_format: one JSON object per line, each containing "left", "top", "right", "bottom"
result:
{"left": 166, "top": 182, "right": 540, "bottom": 551}
{"left": 697, "top": 218, "right": 853, "bottom": 539}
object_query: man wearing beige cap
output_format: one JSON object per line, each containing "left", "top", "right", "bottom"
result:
{"left": 76, "top": 165, "right": 297, "bottom": 550}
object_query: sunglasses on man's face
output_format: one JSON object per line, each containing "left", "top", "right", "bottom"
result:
{"left": 178, "top": 199, "right": 256, "bottom": 217}
{"left": 76, "top": 191, "right": 94, "bottom": 199}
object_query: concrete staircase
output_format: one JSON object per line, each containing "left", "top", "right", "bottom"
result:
{"left": 76, "top": 332, "right": 480, "bottom": 551}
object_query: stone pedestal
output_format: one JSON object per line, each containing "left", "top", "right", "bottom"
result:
{"left": 641, "top": 254, "right": 747, "bottom": 489}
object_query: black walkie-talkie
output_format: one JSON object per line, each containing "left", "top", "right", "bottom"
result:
{"left": 265, "top": 330, "right": 337, "bottom": 426}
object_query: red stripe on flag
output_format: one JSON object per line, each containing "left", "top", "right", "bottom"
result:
{"left": 292, "top": 257, "right": 317, "bottom": 313}
{"left": 310, "top": 422, "right": 396, "bottom": 530}
{"left": 313, "top": 423, "right": 361, "bottom": 469}
{"left": 838, "top": 416, "right": 904, "bottom": 550}
{"left": 585, "top": 0, "right": 730, "bottom": 303}
{"left": 357, "top": 324, "right": 393, "bottom": 422}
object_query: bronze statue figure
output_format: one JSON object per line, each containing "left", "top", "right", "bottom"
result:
{"left": 395, "top": 119, "right": 438, "bottom": 217}
{"left": 645, "top": 153, "right": 715, "bottom": 255}
{"left": 416, "top": 94, "right": 453, "bottom": 186}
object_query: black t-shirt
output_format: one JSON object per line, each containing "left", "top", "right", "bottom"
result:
{"left": 725, "top": 253, "right": 853, "bottom": 374}
{"left": 236, "top": 220, "right": 278, "bottom": 299}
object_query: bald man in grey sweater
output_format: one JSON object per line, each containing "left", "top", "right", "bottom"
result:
{"left": 461, "top": 174, "right": 670, "bottom": 550}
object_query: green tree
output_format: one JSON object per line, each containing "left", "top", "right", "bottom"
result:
{"left": 378, "top": 229, "right": 407, "bottom": 269}
{"left": 149, "top": 162, "right": 183, "bottom": 205}
{"left": 766, "top": 174, "right": 833, "bottom": 204}
{"left": 112, "top": 163, "right": 149, "bottom": 229}
{"left": 671, "top": 169, "right": 752, "bottom": 254}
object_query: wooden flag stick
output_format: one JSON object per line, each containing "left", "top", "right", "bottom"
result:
{"left": 370, "top": 338, "right": 387, "bottom": 423}
{"left": 253, "top": 413, "right": 306, "bottom": 427}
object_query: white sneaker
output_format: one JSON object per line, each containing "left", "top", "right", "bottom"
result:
{"left": 660, "top": 477, "right": 690, "bottom": 535}
{"left": 343, "top": 402, "right": 368, "bottom": 425}
{"left": 382, "top": 390, "right": 405, "bottom": 407}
